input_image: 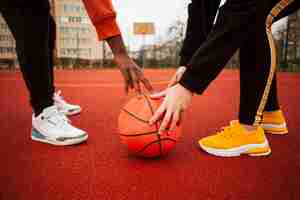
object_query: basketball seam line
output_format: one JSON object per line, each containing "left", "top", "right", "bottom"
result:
{"left": 136, "top": 138, "right": 177, "bottom": 155}
{"left": 121, "top": 109, "right": 149, "bottom": 124}
{"left": 141, "top": 94, "right": 163, "bottom": 156}
{"left": 119, "top": 131, "right": 158, "bottom": 137}
{"left": 158, "top": 134, "right": 163, "bottom": 156}
{"left": 142, "top": 94, "right": 155, "bottom": 115}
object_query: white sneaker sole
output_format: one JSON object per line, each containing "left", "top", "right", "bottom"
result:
{"left": 262, "top": 123, "right": 288, "bottom": 134}
{"left": 31, "top": 129, "right": 88, "bottom": 146}
{"left": 199, "top": 139, "right": 271, "bottom": 157}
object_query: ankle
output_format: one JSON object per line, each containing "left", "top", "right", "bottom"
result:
{"left": 34, "top": 103, "right": 54, "bottom": 117}
{"left": 34, "top": 111, "right": 43, "bottom": 117}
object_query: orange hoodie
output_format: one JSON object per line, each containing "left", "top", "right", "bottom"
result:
{"left": 82, "top": 0, "right": 121, "bottom": 41}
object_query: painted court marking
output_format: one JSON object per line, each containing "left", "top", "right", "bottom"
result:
{"left": 0, "top": 77, "right": 241, "bottom": 88}
{"left": 56, "top": 81, "right": 169, "bottom": 88}
{"left": 0, "top": 78, "right": 169, "bottom": 87}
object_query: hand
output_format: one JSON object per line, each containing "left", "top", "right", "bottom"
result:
{"left": 167, "top": 66, "right": 187, "bottom": 88}
{"left": 150, "top": 66, "right": 187, "bottom": 99}
{"left": 106, "top": 35, "right": 153, "bottom": 94}
{"left": 115, "top": 55, "right": 153, "bottom": 94}
{"left": 149, "top": 84, "right": 193, "bottom": 134}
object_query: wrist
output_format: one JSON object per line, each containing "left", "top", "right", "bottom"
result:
{"left": 177, "top": 83, "right": 193, "bottom": 96}
{"left": 114, "top": 53, "right": 129, "bottom": 60}
{"left": 107, "top": 35, "right": 129, "bottom": 59}
{"left": 114, "top": 54, "right": 130, "bottom": 65}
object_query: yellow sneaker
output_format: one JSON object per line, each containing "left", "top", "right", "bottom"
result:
{"left": 262, "top": 110, "right": 288, "bottom": 135}
{"left": 198, "top": 121, "right": 271, "bottom": 157}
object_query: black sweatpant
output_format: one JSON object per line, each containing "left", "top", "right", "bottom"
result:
{"left": 179, "top": 0, "right": 299, "bottom": 125}
{"left": 49, "top": 15, "right": 56, "bottom": 95}
{"left": 0, "top": 0, "right": 56, "bottom": 114}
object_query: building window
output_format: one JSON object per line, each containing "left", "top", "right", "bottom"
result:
{"left": 62, "top": 4, "right": 86, "bottom": 14}
{"left": 60, "top": 16, "right": 69, "bottom": 24}
{"left": 68, "top": 16, "right": 82, "bottom": 24}
{"left": 0, "top": 47, "right": 15, "bottom": 54}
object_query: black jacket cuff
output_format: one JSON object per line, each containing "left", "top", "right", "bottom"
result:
{"left": 179, "top": 69, "right": 205, "bottom": 95}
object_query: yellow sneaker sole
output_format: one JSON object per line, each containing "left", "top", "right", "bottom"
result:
{"left": 198, "top": 140, "right": 271, "bottom": 157}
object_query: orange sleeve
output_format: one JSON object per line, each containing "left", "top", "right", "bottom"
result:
{"left": 82, "top": 0, "right": 121, "bottom": 41}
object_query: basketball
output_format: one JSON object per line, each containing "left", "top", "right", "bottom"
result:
{"left": 118, "top": 94, "right": 182, "bottom": 158}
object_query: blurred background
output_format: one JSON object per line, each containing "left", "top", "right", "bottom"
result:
{"left": 0, "top": 0, "right": 299, "bottom": 71}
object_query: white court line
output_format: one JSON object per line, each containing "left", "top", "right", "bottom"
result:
{"left": 0, "top": 78, "right": 240, "bottom": 87}
{"left": 55, "top": 81, "right": 169, "bottom": 88}
{"left": 0, "top": 78, "right": 169, "bottom": 87}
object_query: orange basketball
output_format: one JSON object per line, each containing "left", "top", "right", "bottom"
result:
{"left": 118, "top": 94, "right": 181, "bottom": 158}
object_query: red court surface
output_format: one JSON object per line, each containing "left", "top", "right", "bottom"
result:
{"left": 0, "top": 69, "right": 300, "bottom": 200}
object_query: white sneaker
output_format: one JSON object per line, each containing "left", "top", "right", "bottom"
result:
{"left": 31, "top": 105, "right": 88, "bottom": 146}
{"left": 53, "top": 90, "right": 81, "bottom": 116}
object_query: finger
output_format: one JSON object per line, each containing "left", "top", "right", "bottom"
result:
{"left": 120, "top": 69, "right": 131, "bottom": 94}
{"left": 141, "top": 77, "right": 154, "bottom": 92}
{"left": 125, "top": 82, "right": 129, "bottom": 94}
{"left": 159, "top": 109, "right": 172, "bottom": 134}
{"left": 128, "top": 75, "right": 134, "bottom": 90}
{"left": 170, "top": 109, "right": 180, "bottom": 131}
{"left": 149, "top": 89, "right": 167, "bottom": 99}
{"left": 125, "top": 71, "right": 134, "bottom": 91}
{"left": 149, "top": 102, "right": 166, "bottom": 125}
{"left": 130, "top": 70, "right": 141, "bottom": 94}
{"left": 136, "top": 81, "right": 142, "bottom": 94}
{"left": 134, "top": 68, "right": 153, "bottom": 93}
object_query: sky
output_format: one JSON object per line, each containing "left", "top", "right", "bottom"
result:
{"left": 112, "top": 0, "right": 286, "bottom": 51}
{"left": 113, "top": 0, "right": 189, "bottom": 51}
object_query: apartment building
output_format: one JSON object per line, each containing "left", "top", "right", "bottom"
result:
{"left": 0, "top": 14, "right": 17, "bottom": 68}
{"left": 0, "top": 0, "right": 113, "bottom": 68}
{"left": 287, "top": 10, "right": 300, "bottom": 60}
{"left": 52, "top": 0, "right": 106, "bottom": 60}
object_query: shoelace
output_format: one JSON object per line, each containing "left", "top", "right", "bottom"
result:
{"left": 43, "top": 108, "right": 71, "bottom": 127}
{"left": 217, "top": 125, "right": 237, "bottom": 139}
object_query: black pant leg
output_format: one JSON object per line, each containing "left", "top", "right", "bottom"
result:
{"left": 264, "top": 75, "right": 280, "bottom": 112}
{"left": 238, "top": 1, "right": 276, "bottom": 124}
{"left": 258, "top": 0, "right": 299, "bottom": 113}
{"left": 239, "top": 9, "right": 280, "bottom": 121}
{"left": 49, "top": 15, "right": 56, "bottom": 94}
{"left": 239, "top": 0, "right": 297, "bottom": 124}
{"left": 0, "top": 0, "right": 54, "bottom": 114}
{"left": 239, "top": 28, "right": 259, "bottom": 123}
{"left": 239, "top": 26, "right": 279, "bottom": 124}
